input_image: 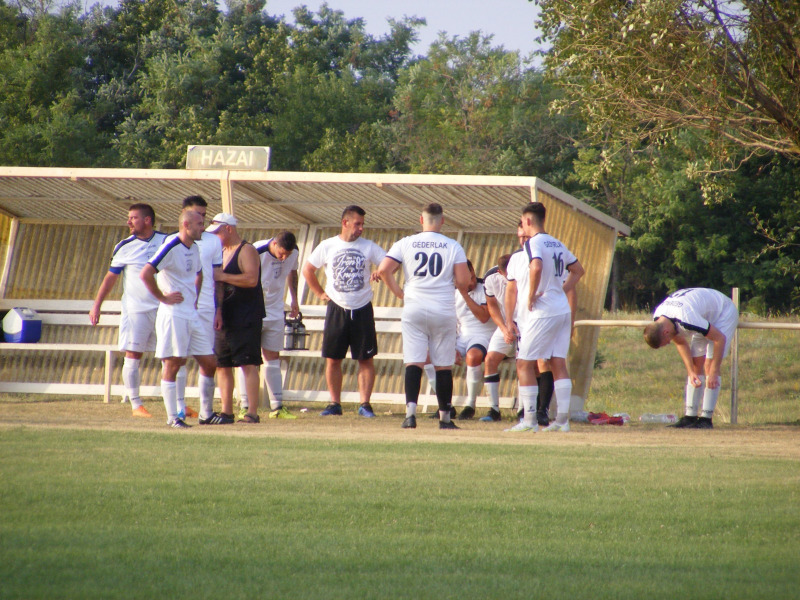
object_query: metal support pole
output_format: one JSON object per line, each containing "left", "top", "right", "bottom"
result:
{"left": 730, "top": 288, "right": 739, "bottom": 424}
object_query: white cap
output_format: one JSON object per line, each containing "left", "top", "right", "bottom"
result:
{"left": 205, "top": 212, "right": 238, "bottom": 232}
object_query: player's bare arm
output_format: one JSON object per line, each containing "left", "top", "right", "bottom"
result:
{"left": 504, "top": 279, "right": 519, "bottom": 344}
{"left": 140, "top": 263, "right": 183, "bottom": 305}
{"left": 375, "top": 256, "right": 404, "bottom": 300}
{"left": 672, "top": 334, "right": 702, "bottom": 387}
{"left": 89, "top": 271, "right": 119, "bottom": 325}
{"left": 527, "top": 258, "right": 543, "bottom": 311}
{"left": 301, "top": 261, "right": 331, "bottom": 302}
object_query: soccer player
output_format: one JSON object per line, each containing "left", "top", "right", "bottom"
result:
{"left": 89, "top": 203, "right": 167, "bottom": 418}
{"left": 140, "top": 208, "right": 217, "bottom": 429}
{"left": 504, "top": 202, "right": 584, "bottom": 433}
{"left": 454, "top": 260, "right": 497, "bottom": 420}
{"left": 302, "top": 205, "right": 386, "bottom": 418}
{"left": 174, "top": 196, "right": 223, "bottom": 422}
{"left": 236, "top": 231, "right": 300, "bottom": 420}
{"left": 644, "top": 288, "right": 739, "bottom": 429}
{"left": 376, "top": 203, "right": 471, "bottom": 430}
{"left": 480, "top": 253, "right": 514, "bottom": 422}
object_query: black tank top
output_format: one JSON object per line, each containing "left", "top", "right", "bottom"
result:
{"left": 221, "top": 242, "right": 265, "bottom": 328}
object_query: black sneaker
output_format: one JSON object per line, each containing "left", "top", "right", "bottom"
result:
{"left": 170, "top": 418, "right": 191, "bottom": 429}
{"left": 536, "top": 411, "right": 550, "bottom": 427}
{"left": 691, "top": 416, "right": 713, "bottom": 429}
{"left": 439, "top": 420, "right": 459, "bottom": 430}
{"left": 458, "top": 406, "right": 475, "bottom": 420}
{"left": 199, "top": 412, "right": 235, "bottom": 425}
{"left": 668, "top": 415, "right": 699, "bottom": 428}
{"left": 479, "top": 408, "right": 502, "bottom": 422}
{"left": 401, "top": 416, "right": 417, "bottom": 429}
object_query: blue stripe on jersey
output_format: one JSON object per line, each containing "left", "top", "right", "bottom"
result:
{"left": 109, "top": 266, "right": 124, "bottom": 275}
{"left": 254, "top": 239, "right": 273, "bottom": 255}
{"left": 149, "top": 236, "right": 182, "bottom": 271}
{"left": 482, "top": 265, "right": 499, "bottom": 279}
{"left": 111, "top": 234, "right": 137, "bottom": 256}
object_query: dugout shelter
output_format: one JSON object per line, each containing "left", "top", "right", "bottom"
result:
{"left": 0, "top": 167, "right": 630, "bottom": 412}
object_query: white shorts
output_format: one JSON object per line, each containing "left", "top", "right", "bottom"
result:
{"left": 487, "top": 327, "right": 515, "bottom": 357}
{"left": 518, "top": 313, "right": 572, "bottom": 361}
{"left": 118, "top": 310, "right": 157, "bottom": 353}
{"left": 689, "top": 303, "right": 739, "bottom": 359}
{"left": 155, "top": 310, "right": 211, "bottom": 359}
{"left": 402, "top": 303, "right": 457, "bottom": 367}
{"left": 456, "top": 330, "right": 492, "bottom": 359}
{"left": 192, "top": 308, "right": 216, "bottom": 356}
{"left": 260, "top": 318, "right": 284, "bottom": 353}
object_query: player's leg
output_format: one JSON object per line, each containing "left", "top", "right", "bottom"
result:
{"left": 320, "top": 302, "right": 347, "bottom": 415}
{"left": 460, "top": 343, "right": 487, "bottom": 420}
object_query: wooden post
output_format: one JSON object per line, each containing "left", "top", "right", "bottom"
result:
{"left": 730, "top": 288, "right": 739, "bottom": 424}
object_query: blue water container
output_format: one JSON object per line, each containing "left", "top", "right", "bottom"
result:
{"left": 2, "top": 307, "right": 42, "bottom": 343}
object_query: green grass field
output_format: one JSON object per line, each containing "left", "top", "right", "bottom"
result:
{"left": 1, "top": 318, "right": 799, "bottom": 599}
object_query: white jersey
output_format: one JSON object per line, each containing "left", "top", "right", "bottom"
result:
{"left": 509, "top": 233, "right": 576, "bottom": 321}
{"left": 307, "top": 236, "right": 386, "bottom": 310}
{"left": 147, "top": 237, "right": 202, "bottom": 320}
{"left": 483, "top": 268, "right": 508, "bottom": 322}
{"left": 385, "top": 231, "right": 467, "bottom": 309}
{"left": 254, "top": 239, "right": 299, "bottom": 321}
{"left": 654, "top": 288, "right": 735, "bottom": 337}
{"left": 455, "top": 281, "right": 497, "bottom": 338}
{"left": 163, "top": 231, "right": 222, "bottom": 313}
{"left": 109, "top": 231, "right": 168, "bottom": 314}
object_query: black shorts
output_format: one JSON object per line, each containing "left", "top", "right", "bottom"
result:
{"left": 214, "top": 325, "right": 263, "bottom": 368}
{"left": 321, "top": 301, "right": 378, "bottom": 361}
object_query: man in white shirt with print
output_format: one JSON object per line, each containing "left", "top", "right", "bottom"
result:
{"left": 377, "top": 203, "right": 471, "bottom": 430}
{"left": 302, "top": 206, "right": 386, "bottom": 418}
{"left": 90, "top": 203, "right": 167, "bottom": 418}
{"left": 505, "top": 202, "right": 584, "bottom": 433}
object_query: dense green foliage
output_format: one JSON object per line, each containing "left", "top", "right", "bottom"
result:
{"left": 1, "top": 0, "right": 799, "bottom": 312}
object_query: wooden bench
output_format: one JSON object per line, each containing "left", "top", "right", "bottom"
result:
{"left": 0, "top": 299, "right": 517, "bottom": 411}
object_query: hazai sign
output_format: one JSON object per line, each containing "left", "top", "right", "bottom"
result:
{"left": 185, "top": 145, "right": 271, "bottom": 171}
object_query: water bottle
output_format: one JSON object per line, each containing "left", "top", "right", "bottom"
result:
{"left": 640, "top": 413, "right": 678, "bottom": 424}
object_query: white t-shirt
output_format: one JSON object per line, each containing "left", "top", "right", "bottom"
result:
{"left": 164, "top": 231, "right": 223, "bottom": 314}
{"left": 253, "top": 239, "right": 299, "bottom": 321}
{"left": 455, "top": 281, "right": 497, "bottom": 338}
{"left": 109, "top": 231, "right": 168, "bottom": 314}
{"left": 147, "top": 237, "right": 202, "bottom": 320}
{"left": 307, "top": 236, "right": 386, "bottom": 310}
{"left": 385, "top": 231, "right": 467, "bottom": 309}
{"left": 654, "top": 288, "right": 734, "bottom": 336}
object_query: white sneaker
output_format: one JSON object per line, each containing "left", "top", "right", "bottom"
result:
{"left": 504, "top": 421, "right": 538, "bottom": 433}
{"left": 543, "top": 421, "right": 570, "bottom": 432}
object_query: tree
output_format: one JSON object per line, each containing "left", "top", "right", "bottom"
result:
{"left": 535, "top": 0, "right": 800, "bottom": 170}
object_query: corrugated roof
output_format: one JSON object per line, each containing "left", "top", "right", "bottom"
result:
{"left": 0, "top": 167, "right": 630, "bottom": 235}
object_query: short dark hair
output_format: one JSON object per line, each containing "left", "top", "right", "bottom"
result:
{"left": 522, "top": 202, "right": 546, "bottom": 224}
{"left": 129, "top": 203, "right": 155, "bottom": 224}
{"left": 342, "top": 205, "right": 366, "bottom": 219}
{"left": 182, "top": 195, "right": 208, "bottom": 208}
{"left": 498, "top": 253, "right": 512, "bottom": 273}
{"left": 423, "top": 203, "right": 443, "bottom": 217}
{"left": 274, "top": 230, "right": 298, "bottom": 251}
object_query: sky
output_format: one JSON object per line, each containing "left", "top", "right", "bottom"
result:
{"left": 264, "top": 0, "right": 543, "bottom": 58}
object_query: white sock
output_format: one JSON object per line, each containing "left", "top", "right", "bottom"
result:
{"left": 465, "top": 365, "right": 482, "bottom": 408}
{"left": 161, "top": 380, "right": 177, "bottom": 423}
{"left": 199, "top": 374, "right": 216, "bottom": 420}
{"left": 265, "top": 360, "right": 283, "bottom": 410}
{"left": 122, "top": 357, "right": 141, "bottom": 407}
{"left": 701, "top": 381, "right": 720, "bottom": 419}
{"left": 176, "top": 365, "right": 187, "bottom": 410}
{"left": 406, "top": 402, "right": 417, "bottom": 418}
{"left": 519, "top": 385, "right": 538, "bottom": 426}
{"left": 485, "top": 375, "right": 500, "bottom": 410}
{"left": 685, "top": 376, "right": 705, "bottom": 417}
{"left": 423, "top": 364, "right": 437, "bottom": 393}
{"left": 237, "top": 368, "right": 248, "bottom": 408}
{"left": 554, "top": 379, "right": 572, "bottom": 425}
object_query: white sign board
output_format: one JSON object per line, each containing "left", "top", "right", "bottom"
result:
{"left": 186, "top": 145, "right": 271, "bottom": 171}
